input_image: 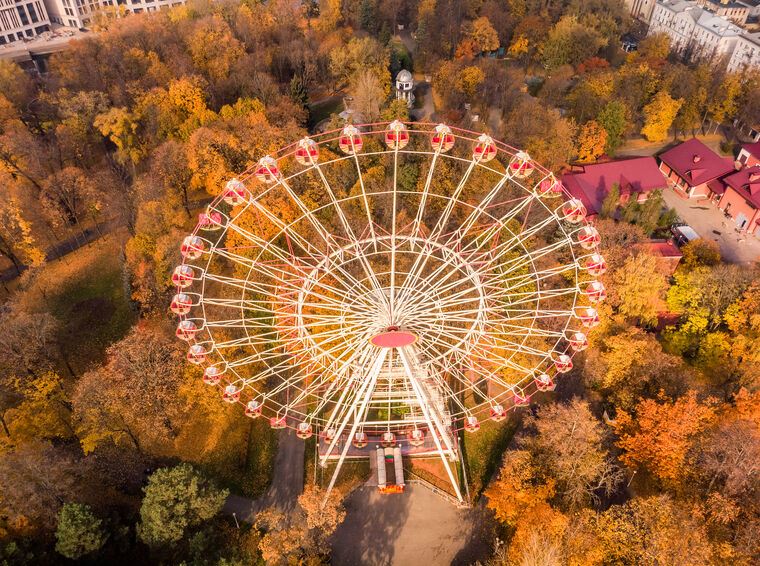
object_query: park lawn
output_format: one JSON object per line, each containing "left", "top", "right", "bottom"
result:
{"left": 315, "top": 458, "right": 370, "bottom": 494}
{"left": 16, "top": 231, "right": 136, "bottom": 375}
{"left": 308, "top": 96, "right": 344, "bottom": 129}
{"left": 462, "top": 416, "right": 518, "bottom": 498}
{"left": 186, "top": 414, "right": 278, "bottom": 499}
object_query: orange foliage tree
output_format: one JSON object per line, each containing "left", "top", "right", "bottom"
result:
{"left": 614, "top": 391, "right": 717, "bottom": 486}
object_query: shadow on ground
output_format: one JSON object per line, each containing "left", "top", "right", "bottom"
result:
{"left": 330, "top": 486, "right": 492, "bottom": 566}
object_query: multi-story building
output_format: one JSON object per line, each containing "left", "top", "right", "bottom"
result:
{"left": 649, "top": 0, "right": 743, "bottom": 60}
{"left": 626, "top": 0, "right": 659, "bottom": 22}
{"left": 727, "top": 31, "right": 760, "bottom": 71}
{"left": 696, "top": 0, "right": 749, "bottom": 24}
{"left": 0, "top": 0, "right": 51, "bottom": 45}
{"left": 44, "top": 0, "right": 185, "bottom": 29}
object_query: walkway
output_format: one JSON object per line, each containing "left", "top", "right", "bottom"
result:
{"left": 330, "top": 486, "right": 490, "bottom": 566}
{"left": 223, "top": 428, "right": 305, "bottom": 520}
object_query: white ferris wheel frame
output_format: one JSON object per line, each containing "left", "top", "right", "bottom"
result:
{"left": 170, "top": 122, "right": 605, "bottom": 504}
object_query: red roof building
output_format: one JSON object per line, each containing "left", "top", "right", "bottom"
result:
{"left": 658, "top": 138, "right": 735, "bottom": 201}
{"left": 634, "top": 239, "right": 683, "bottom": 276}
{"left": 717, "top": 165, "right": 760, "bottom": 235}
{"left": 561, "top": 157, "right": 667, "bottom": 217}
{"left": 737, "top": 142, "right": 760, "bottom": 168}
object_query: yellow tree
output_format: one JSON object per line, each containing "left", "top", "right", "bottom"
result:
{"left": 577, "top": 120, "right": 608, "bottom": 162}
{"left": 467, "top": 16, "right": 500, "bottom": 54}
{"left": 641, "top": 91, "right": 683, "bottom": 142}
{"left": 615, "top": 392, "right": 717, "bottom": 486}
{"left": 456, "top": 66, "right": 486, "bottom": 101}
{"left": 610, "top": 252, "right": 668, "bottom": 327}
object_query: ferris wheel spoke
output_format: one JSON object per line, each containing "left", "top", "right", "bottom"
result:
{"left": 411, "top": 148, "right": 441, "bottom": 240}
{"left": 395, "top": 158, "right": 478, "bottom": 308}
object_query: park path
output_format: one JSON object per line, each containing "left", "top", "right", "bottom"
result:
{"left": 223, "top": 428, "right": 305, "bottom": 521}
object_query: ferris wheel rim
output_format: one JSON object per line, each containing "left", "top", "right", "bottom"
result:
{"left": 172, "top": 121, "right": 602, "bottom": 435}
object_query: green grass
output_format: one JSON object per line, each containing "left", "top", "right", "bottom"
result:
{"left": 462, "top": 416, "right": 518, "bottom": 497}
{"left": 308, "top": 97, "right": 344, "bottom": 129}
{"left": 197, "top": 417, "right": 278, "bottom": 499}
{"left": 315, "top": 459, "right": 370, "bottom": 493}
{"left": 18, "top": 233, "right": 136, "bottom": 374}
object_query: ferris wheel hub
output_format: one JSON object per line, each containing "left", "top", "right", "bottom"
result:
{"left": 370, "top": 329, "right": 418, "bottom": 348}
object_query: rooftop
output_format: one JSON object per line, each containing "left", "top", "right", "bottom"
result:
{"left": 742, "top": 141, "right": 760, "bottom": 159}
{"left": 696, "top": 11, "right": 742, "bottom": 35}
{"left": 636, "top": 240, "right": 685, "bottom": 258}
{"left": 721, "top": 165, "right": 760, "bottom": 207}
{"left": 561, "top": 157, "right": 667, "bottom": 216}
{"left": 658, "top": 138, "right": 736, "bottom": 186}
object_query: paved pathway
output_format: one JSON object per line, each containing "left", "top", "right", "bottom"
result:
{"left": 223, "top": 428, "right": 305, "bottom": 520}
{"left": 330, "top": 486, "right": 491, "bottom": 566}
{"left": 662, "top": 188, "right": 760, "bottom": 264}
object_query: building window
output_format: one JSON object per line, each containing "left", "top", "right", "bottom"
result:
{"left": 27, "top": 3, "right": 38, "bottom": 22}
{"left": 16, "top": 5, "right": 29, "bottom": 25}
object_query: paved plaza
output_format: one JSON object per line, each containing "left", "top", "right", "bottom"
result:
{"left": 662, "top": 188, "right": 760, "bottom": 264}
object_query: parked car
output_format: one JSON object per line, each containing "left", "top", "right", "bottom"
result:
{"left": 671, "top": 224, "right": 700, "bottom": 246}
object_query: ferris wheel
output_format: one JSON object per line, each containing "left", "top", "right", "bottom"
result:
{"left": 170, "top": 122, "right": 605, "bottom": 502}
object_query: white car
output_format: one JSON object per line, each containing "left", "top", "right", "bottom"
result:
{"left": 671, "top": 225, "right": 699, "bottom": 246}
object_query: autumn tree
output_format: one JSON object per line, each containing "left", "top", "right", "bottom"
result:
{"left": 638, "top": 33, "right": 671, "bottom": 60}
{"left": 72, "top": 324, "right": 186, "bottom": 454}
{"left": 577, "top": 120, "right": 608, "bottom": 162}
{"left": 485, "top": 450, "right": 555, "bottom": 527}
{"left": 595, "top": 496, "right": 715, "bottom": 564}
{"left": 681, "top": 238, "right": 721, "bottom": 268}
{"left": 41, "top": 166, "right": 101, "bottom": 227}
{"left": 255, "top": 486, "right": 346, "bottom": 564}
{"left": 706, "top": 72, "right": 742, "bottom": 133}
{"left": 615, "top": 392, "right": 717, "bottom": 486}
{"left": 0, "top": 441, "right": 89, "bottom": 531}
{"left": 609, "top": 252, "right": 668, "bottom": 327}
{"left": 585, "top": 327, "right": 689, "bottom": 409}
{"left": 542, "top": 16, "right": 606, "bottom": 69}
{"left": 466, "top": 16, "right": 500, "bottom": 54}
{"left": 138, "top": 463, "right": 228, "bottom": 546}
{"left": 525, "top": 399, "right": 623, "bottom": 508}
{"left": 55, "top": 503, "right": 108, "bottom": 560}
{"left": 351, "top": 69, "right": 385, "bottom": 123}
{"left": 641, "top": 91, "right": 683, "bottom": 142}
{"left": 0, "top": 190, "right": 46, "bottom": 273}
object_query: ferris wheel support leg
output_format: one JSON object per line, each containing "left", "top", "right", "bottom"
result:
{"left": 319, "top": 348, "right": 386, "bottom": 466}
{"left": 398, "top": 348, "right": 464, "bottom": 503}
{"left": 321, "top": 349, "right": 387, "bottom": 509}
{"left": 319, "top": 348, "right": 376, "bottom": 458}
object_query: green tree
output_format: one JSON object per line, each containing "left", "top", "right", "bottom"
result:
{"left": 138, "top": 463, "right": 228, "bottom": 546}
{"left": 599, "top": 184, "right": 620, "bottom": 218}
{"left": 542, "top": 16, "right": 606, "bottom": 69}
{"left": 55, "top": 503, "right": 107, "bottom": 560}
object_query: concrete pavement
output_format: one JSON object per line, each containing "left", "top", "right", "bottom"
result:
{"left": 662, "top": 188, "right": 760, "bottom": 264}
{"left": 330, "top": 486, "right": 491, "bottom": 566}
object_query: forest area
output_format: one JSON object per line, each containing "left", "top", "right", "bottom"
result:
{"left": 0, "top": 0, "right": 758, "bottom": 564}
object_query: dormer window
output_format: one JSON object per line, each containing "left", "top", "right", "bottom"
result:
{"left": 693, "top": 154, "right": 702, "bottom": 163}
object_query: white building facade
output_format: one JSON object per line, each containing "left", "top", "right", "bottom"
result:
{"left": 728, "top": 32, "right": 760, "bottom": 71}
{"left": 0, "top": 0, "right": 51, "bottom": 45}
{"left": 649, "top": 0, "right": 743, "bottom": 60}
{"left": 44, "top": 0, "right": 185, "bottom": 29}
